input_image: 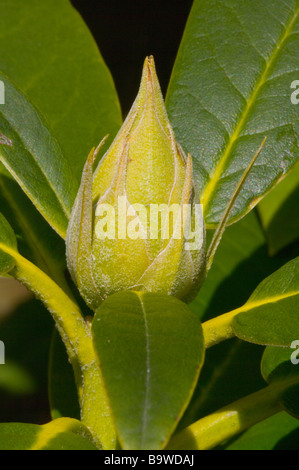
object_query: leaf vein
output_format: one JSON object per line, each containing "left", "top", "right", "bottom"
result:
{"left": 201, "top": 6, "right": 299, "bottom": 211}
{"left": 138, "top": 294, "right": 151, "bottom": 448}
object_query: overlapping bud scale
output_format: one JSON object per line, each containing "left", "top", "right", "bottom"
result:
{"left": 66, "top": 56, "right": 206, "bottom": 310}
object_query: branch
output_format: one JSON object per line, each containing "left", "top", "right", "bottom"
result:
{"left": 0, "top": 242, "right": 116, "bottom": 450}
{"left": 167, "top": 381, "right": 289, "bottom": 450}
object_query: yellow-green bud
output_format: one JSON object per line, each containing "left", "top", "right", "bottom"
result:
{"left": 66, "top": 56, "right": 206, "bottom": 310}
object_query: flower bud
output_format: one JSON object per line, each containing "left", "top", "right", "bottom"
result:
{"left": 66, "top": 56, "right": 206, "bottom": 310}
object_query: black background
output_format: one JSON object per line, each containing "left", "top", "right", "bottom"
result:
{"left": 71, "top": 0, "right": 193, "bottom": 116}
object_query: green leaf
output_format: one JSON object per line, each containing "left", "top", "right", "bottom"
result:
{"left": 0, "top": 212, "right": 17, "bottom": 273}
{"left": 0, "top": 72, "right": 77, "bottom": 238}
{"left": 166, "top": 0, "right": 299, "bottom": 227}
{"left": 0, "top": 419, "right": 97, "bottom": 450}
{"left": 262, "top": 345, "right": 299, "bottom": 419}
{"left": 48, "top": 329, "right": 80, "bottom": 421}
{"left": 258, "top": 164, "right": 299, "bottom": 255}
{"left": 0, "top": 0, "right": 122, "bottom": 182}
{"left": 92, "top": 291, "right": 205, "bottom": 450}
{"left": 181, "top": 210, "right": 298, "bottom": 429}
{"left": 232, "top": 257, "right": 299, "bottom": 346}
{"left": 221, "top": 412, "right": 299, "bottom": 450}
{"left": 191, "top": 210, "right": 294, "bottom": 320}
{"left": 261, "top": 345, "right": 298, "bottom": 383}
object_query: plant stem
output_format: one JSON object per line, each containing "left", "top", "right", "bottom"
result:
{"left": 167, "top": 381, "right": 288, "bottom": 450}
{"left": 202, "top": 310, "right": 239, "bottom": 348}
{"left": 2, "top": 244, "right": 116, "bottom": 449}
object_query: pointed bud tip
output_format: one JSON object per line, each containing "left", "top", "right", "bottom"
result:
{"left": 144, "top": 55, "right": 155, "bottom": 67}
{"left": 143, "top": 55, "right": 158, "bottom": 84}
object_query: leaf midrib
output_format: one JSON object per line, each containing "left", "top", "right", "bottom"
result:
{"left": 201, "top": 6, "right": 299, "bottom": 212}
{"left": 137, "top": 293, "right": 151, "bottom": 449}
{"left": 231, "top": 289, "right": 299, "bottom": 320}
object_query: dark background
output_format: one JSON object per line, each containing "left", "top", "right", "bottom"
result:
{"left": 71, "top": 0, "right": 193, "bottom": 116}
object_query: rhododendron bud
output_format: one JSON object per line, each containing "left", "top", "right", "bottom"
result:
{"left": 66, "top": 56, "right": 206, "bottom": 310}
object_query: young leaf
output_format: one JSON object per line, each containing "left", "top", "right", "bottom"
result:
{"left": 0, "top": 72, "right": 77, "bottom": 238}
{"left": 0, "top": 212, "right": 17, "bottom": 274}
{"left": 166, "top": 0, "right": 299, "bottom": 227}
{"left": 232, "top": 257, "right": 299, "bottom": 346}
{"left": 92, "top": 291, "right": 205, "bottom": 450}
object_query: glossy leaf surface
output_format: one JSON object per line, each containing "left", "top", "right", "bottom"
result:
{"left": 0, "top": 0, "right": 122, "bottom": 181}
{"left": 233, "top": 257, "right": 299, "bottom": 346}
{"left": 167, "top": 0, "right": 299, "bottom": 226}
{"left": 92, "top": 291, "right": 204, "bottom": 450}
{"left": 0, "top": 73, "right": 76, "bottom": 238}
